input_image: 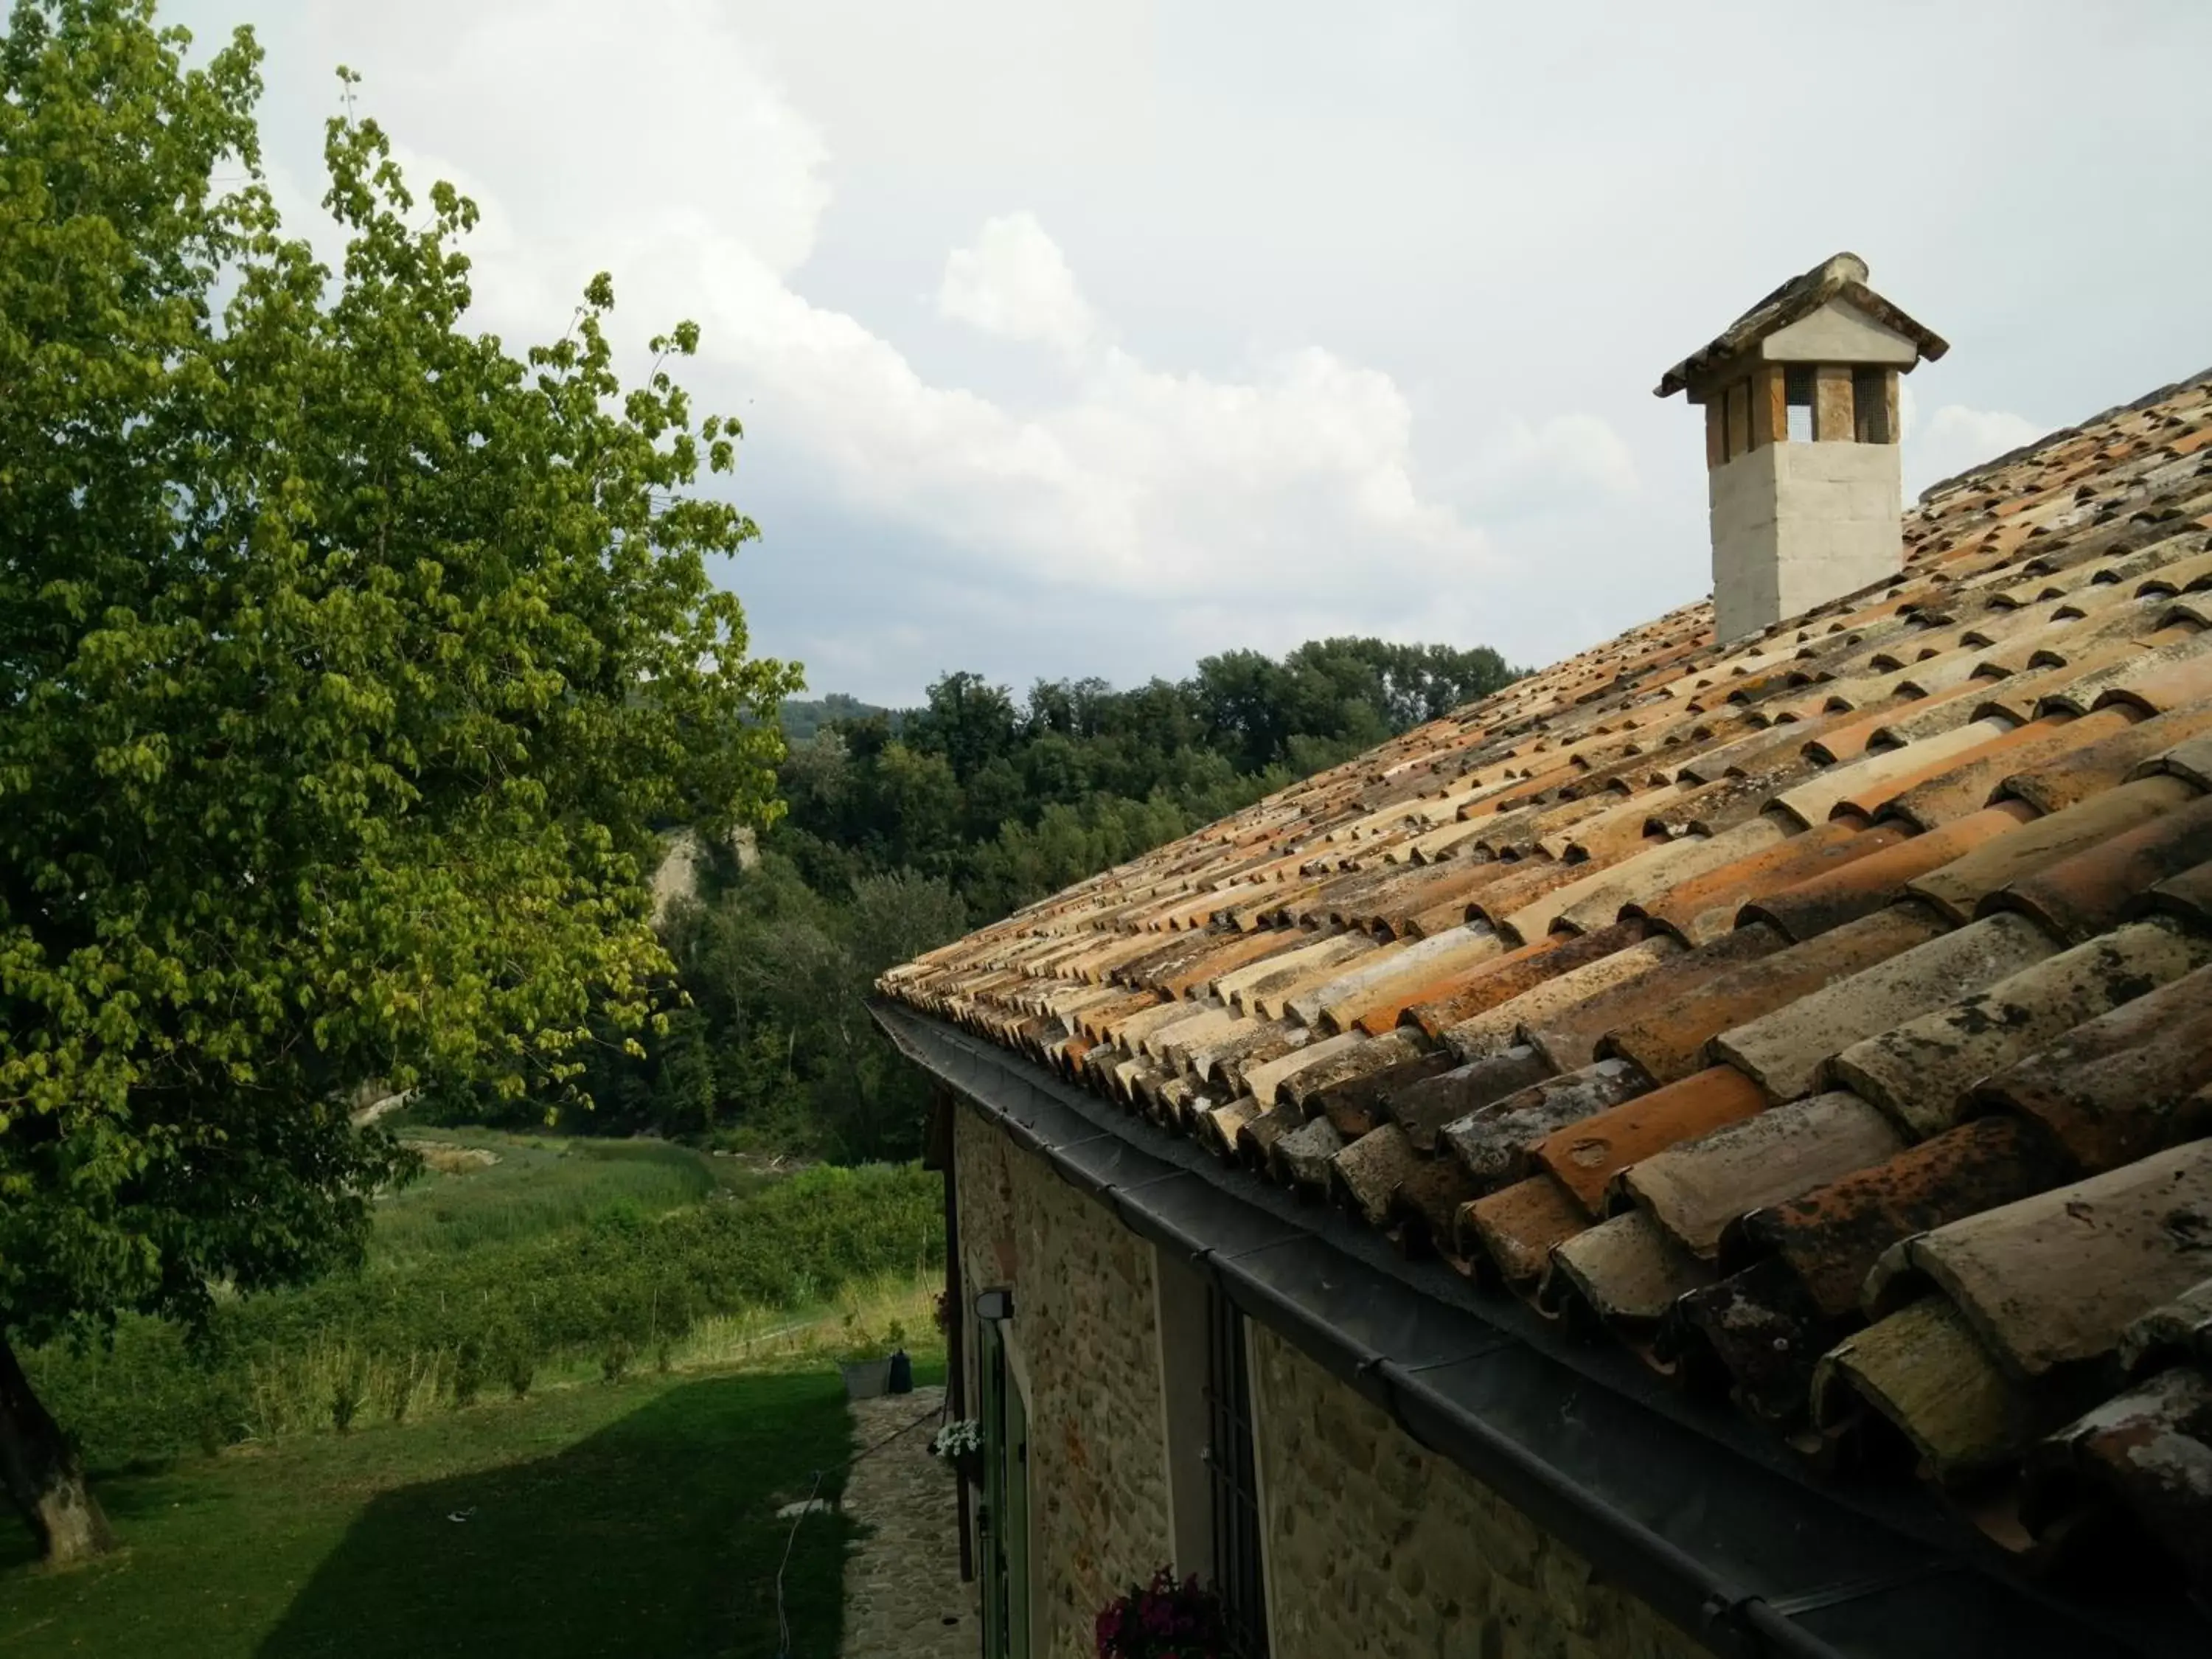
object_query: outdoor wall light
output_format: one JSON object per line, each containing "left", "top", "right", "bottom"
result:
{"left": 974, "top": 1287, "right": 1015, "bottom": 1323}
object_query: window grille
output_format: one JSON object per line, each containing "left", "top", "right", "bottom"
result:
{"left": 1205, "top": 1287, "right": 1270, "bottom": 1658}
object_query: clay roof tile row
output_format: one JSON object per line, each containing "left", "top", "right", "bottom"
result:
{"left": 880, "top": 366, "right": 2212, "bottom": 1601}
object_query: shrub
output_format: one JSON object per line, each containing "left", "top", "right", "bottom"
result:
{"left": 329, "top": 1361, "right": 368, "bottom": 1434}
{"left": 600, "top": 1338, "right": 634, "bottom": 1385}
{"left": 492, "top": 1321, "right": 538, "bottom": 1401}
{"left": 25, "top": 1161, "right": 945, "bottom": 1465}
{"left": 453, "top": 1337, "right": 487, "bottom": 1408}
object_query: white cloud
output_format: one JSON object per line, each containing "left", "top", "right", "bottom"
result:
{"left": 1455, "top": 412, "right": 1641, "bottom": 518}
{"left": 254, "top": 0, "right": 1695, "bottom": 689}
{"left": 283, "top": 0, "right": 1590, "bottom": 616}
{"left": 939, "top": 212, "right": 1097, "bottom": 356}
{"left": 187, "top": 0, "right": 2212, "bottom": 700}
{"left": 1899, "top": 380, "right": 2045, "bottom": 499}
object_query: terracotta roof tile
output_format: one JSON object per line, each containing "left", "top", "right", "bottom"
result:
{"left": 1243, "top": 937, "right": 1388, "bottom": 1020}
{"left": 2025, "top": 1366, "right": 2212, "bottom": 1589}
{"left": 1367, "top": 859, "right": 1519, "bottom": 935}
{"left": 1563, "top": 817, "right": 1795, "bottom": 936}
{"left": 1815, "top": 1295, "right": 2049, "bottom": 1484}
{"left": 1546, "top": 1208, "right": 1715, "bottom": 1329}
{"left": 1152, "top": 928, "right": 1309, "bottom": 996}
{"left": 1644, "top": 754, "right": 1824, "bottom": 838}
{"left": 1306, "top": 931, "right": 1495, "bottom": 1030}
{"left": 1444, "top": 933, "right": 1683, "bottom": 1062}
{"left": 1875, "top": 707, "right": 2138, "bottom": 830}
{"left": 1601, "top": 903, "right": 1947, "bottom": 1084}
{"left": 1397, "top": 921, "right": 1632, "bottom": 1038}
{"left": 1832, "top": 917, "right": 2212, "bottom": 1140}
{"left": 1461, "top": 855, "right": 1595, "bottom": 931}
{"left": 1664, "top": 1256, "right": 1834, "bottom": 1424}
{"left": 1621, "top": 1089, "right": 1905, "bottom": 1258}
{"left": 1711, "top": 911, "right": 2058, "bottom": 1102}
{"left": 1186, "top": 1018, "right": 1305, "bottom": 1089}
{"left": 1634, "top": 818, "right": 1903, "bottom": 945}
{"left": 1992, "top": 790, "right": 2212, "bottom": 942}
{"left": 877, "top": 367, "right": 2212, "bottom": 1589}
{"left": 1242, "top": 1029, "right": 1368, "bottom": 1107}
{"left": 1531, "top": 1063, "right": 1766, "bottom": 1215}
{"left": 2149, "top": 856, "right": 2212, "bottom": 928}
{"left": 2118, "top": 1277, "right": 2212, "bottom": 1376}
{"left": 1388, "top": 1152, "right": 1485, "bottom": 1256}
{"left": 1388, "top": 1046, "right": 1556, "bottom": 1154}
{"left": 1906, "top": 773, "right": 2201, "bottom": 922}
{"left": 1437, "top": 1057, "right": 1649, "bottom": 1190}
{"left": 1280, "top": 1027, "right": 1428, "bottom": 1114}
{"left": 1778, "top": 716, "right": 2020, "bottom": 824}
{"left": 1997, "top": 699, "right": 2212, "bottom": 813}
{"left": 1461, "top": 1175, "right": 1589, "bottom": 1290}
{"left": 1329, "top": 1122, "right": 1422, "bottom": 1226}
{"left": 1521, "top": 920, "right": 1787, "bottom": 1072}
{"left": 1745, "top": 1116, "right": 2074, "bottom": 1321}
{"left": 1881, "top": 1139, "right": 2212, "bottom": 1377}
{"left": 1971, "top": 960, "right": 2212, "bottom": 1170}
{"left": 1739, "top": 803, "right": 2036, "bottom": 941}
{"left": 1304, "top": 1048, "right": 1458, "bottom": 1139}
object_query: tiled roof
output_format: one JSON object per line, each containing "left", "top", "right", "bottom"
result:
{"left": 880, "top": 366, "right": 2212, "bottom": 1599}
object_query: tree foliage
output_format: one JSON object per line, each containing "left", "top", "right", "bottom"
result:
{"left": 0, "top": 0, "right": 796, "bottom": 1549}
{"left": 775, "top": 636, "right": 1515, "bottom": 916}
{"left": 558, "top": 636, "right": 1519, "bottom": 1161}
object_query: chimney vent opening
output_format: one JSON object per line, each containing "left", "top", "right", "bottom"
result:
{"left": 1784, "top": 366, "right": 1815, "bottom": 443}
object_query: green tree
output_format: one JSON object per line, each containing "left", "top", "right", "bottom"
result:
{"left": 0, "top": 0, "right": 797, "bottom": 1560}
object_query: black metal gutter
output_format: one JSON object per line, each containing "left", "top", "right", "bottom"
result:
{"left": 874, "top": 1001, "right": 2207, "bottom": 1659}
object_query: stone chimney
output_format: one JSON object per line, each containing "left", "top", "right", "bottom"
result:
{"left": 1657, "top": 253, "right": 1947, "bottom": 642}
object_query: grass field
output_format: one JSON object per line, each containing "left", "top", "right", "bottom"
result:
{"left": 0, "top": 1113, "right": 954, "bottom": 1659}
{"left": 0, "top": 1368, "right": 864, "bottom": 1659}
{"left": 367, "top": 1128, "right": 750, "bottom": 1268}
{"left": 22, "top": 1138, "right": 944, "bottom": 1470}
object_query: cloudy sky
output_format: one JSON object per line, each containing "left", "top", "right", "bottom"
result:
{"left": 172, "top": 0, "right": 2212, "bottom": 706}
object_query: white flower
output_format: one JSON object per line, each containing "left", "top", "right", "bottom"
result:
{"left": 929, "top": 1419, "right": 983, "bottom": 1459}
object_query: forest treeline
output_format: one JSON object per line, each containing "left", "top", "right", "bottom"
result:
{"left": 476, "top": 638, "right": 1520, "bottom": 1160}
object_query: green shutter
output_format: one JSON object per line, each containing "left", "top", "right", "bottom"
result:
{"left": 1005, "top": 1373, "right": 1032, "bottom": 1658}
{"left": 976, "top": 1315, "right": 1033, "bottom": 1658}
{"left": 978, "top": 1318, "right": 1006, "bottom": 1658}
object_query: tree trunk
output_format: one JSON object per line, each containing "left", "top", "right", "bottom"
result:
{"left": 0, "top": 1334, "right": 114, "bottom": 1565}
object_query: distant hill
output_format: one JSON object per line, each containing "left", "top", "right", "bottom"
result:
{"left": 779, "top": 693, "right": 903, "bottom": 744}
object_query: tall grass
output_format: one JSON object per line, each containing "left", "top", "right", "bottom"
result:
{"left": 28, "top": 1161, "right": 945, "bottom": 1469}
{"left": 369, "top": 1133, "right": 729, "bottom": 1268}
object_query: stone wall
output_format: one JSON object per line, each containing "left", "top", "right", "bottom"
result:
{"left": 954, "top": 1105, "right": 1710, "bottom": 1659}
{"left": 1248, "top": 1324, "right": 1713, "bottom": 1659}
{"left": 1708, "top": 438, "right": 1901, "bottom": 641}
{"left": 953, "top": 1105, "right": 1173, "bottom": 1655}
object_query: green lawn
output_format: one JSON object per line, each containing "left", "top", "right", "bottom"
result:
{"left": 0, "top": 1369, "right": 858, "bottom": 1659}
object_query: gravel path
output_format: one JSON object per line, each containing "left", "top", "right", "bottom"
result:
{"left": 839, "top": 1385, "right": 977, "bottom": 1658}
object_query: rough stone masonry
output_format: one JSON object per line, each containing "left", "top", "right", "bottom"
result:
{"left": 952, "top": 1103, "right": 1714, "bottom": 1658}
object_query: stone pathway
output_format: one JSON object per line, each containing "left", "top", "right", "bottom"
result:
{"left": 839, "top": 1385, "right": 978, "bottom": 1658}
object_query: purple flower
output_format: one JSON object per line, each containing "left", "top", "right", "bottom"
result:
{"left": 1094, "top": 1566, "right": 1231, "bottom": 1658}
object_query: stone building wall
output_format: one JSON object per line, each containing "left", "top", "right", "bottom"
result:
{"left": 952, "top": 1105, "right": 1173, "bottom": 1655}
{"left": 1248, "top": 1324, "right": 1712, "bottom": 1659}
{"left": 953, "top": 1105, "right": 1711, "bottom": 1659}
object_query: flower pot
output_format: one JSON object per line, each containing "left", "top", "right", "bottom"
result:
{"left": 950, "top": 1447, "right": 983, "bottom": 1485}
{"left": 839, "top": 1357, "right": 894, "bottom": 1400}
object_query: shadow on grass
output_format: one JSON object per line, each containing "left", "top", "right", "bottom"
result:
{"left": 254, "top": 1374, "right": 855, "bottom": 1659}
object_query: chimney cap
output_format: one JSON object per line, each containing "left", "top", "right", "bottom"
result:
{"left": 1654, "top": 251, "right": 1947, "bottom": 399}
